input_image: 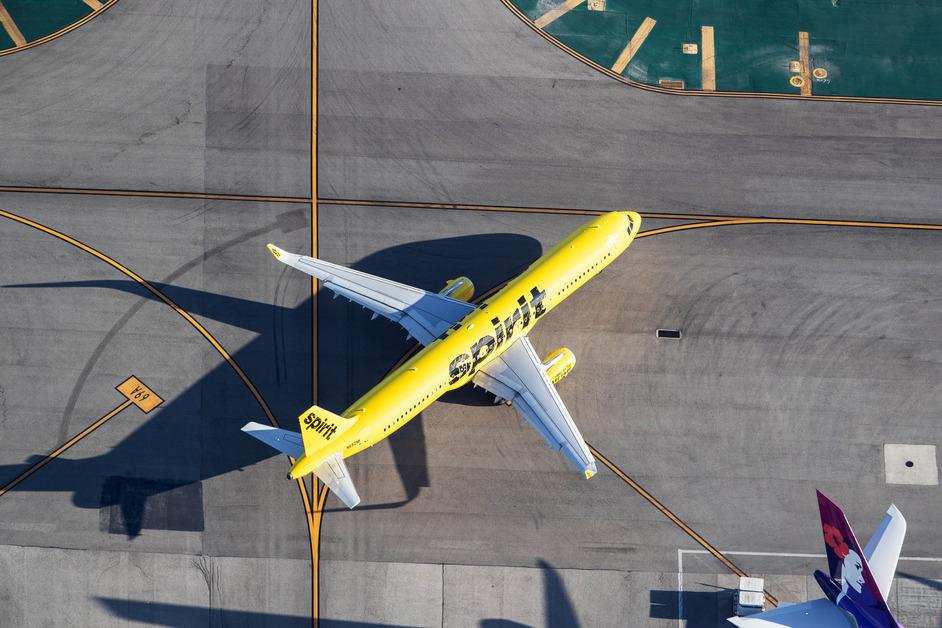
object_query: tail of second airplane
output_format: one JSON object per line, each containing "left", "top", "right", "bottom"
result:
{"left": 241, "top": 405, "right": 362, "bottom": 509}
{"left": 728, "top": 492, "right": 905, "bottom": 627}
{"left": 815, "top": 490, "right": 904, "bottom": 627}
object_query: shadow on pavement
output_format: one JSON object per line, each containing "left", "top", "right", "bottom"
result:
{"left": 1, "top": 232, "right": 542, "bottom": 535}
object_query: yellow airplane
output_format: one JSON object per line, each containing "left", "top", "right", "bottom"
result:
{"left": 242, "top": 211, "right": 641, "bottom": 508}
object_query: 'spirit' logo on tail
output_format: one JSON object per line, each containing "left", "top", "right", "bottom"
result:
{"left": 304, "top": 412, "right": 338, "bottom": 439}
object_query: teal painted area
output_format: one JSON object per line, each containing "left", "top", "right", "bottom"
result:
{"left": 0, "top": 0, "right": 93, "bottom": 53}
{"left": 512, "top": 0, "right": 942, "bottom": 100}
{"left": 0, "top": 28, "right": 14, "bottom": 51}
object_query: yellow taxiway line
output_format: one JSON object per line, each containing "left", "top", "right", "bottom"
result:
{"left": 311, "top": 0, "right": 323, "bottom": 624}
{"left": 589, "top": 445, "right": 779, "bottom": 607}
{"left": 0, "top": 185, "right": 309, "bottom": 204}
{"left": 701, "top": 26, "right": 716, "bottom": 91}
{"left": 534, "top": 0, "right": 585, "bottom": 30}
{"left": 0, "top": 207, "right": 320, "bottom": 621}
{"left": 317, "top": 197, "right": 942, "bottom": 232}
{"left": 82, "top": 0, "right": 104, "bottom": 9}
{"left": 0, "top": 399, "right": 132, "bottom": 498}
{"left": 0, "top": 1, "right": 26, "bottom": 48}
{"left": 612, "top": 17, "right": 656, "bottom": 74}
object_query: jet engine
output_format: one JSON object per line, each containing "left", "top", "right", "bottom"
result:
{"left": 439, "top": 276, "right": 474, "bottom": 302}
{"left": 543, "top": 348, "right": 576, "bottom": 384}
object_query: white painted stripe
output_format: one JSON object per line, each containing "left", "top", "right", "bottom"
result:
{"left": 677, "top": 548, "right": 942, "bottom": 627}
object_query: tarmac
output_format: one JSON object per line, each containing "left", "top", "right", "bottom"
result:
{"left": 0, "top": 0, "right": 940, "bottom": 627}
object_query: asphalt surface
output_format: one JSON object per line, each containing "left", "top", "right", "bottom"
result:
{"left": 0, "top": 0, "right": 940, "bottom": 626}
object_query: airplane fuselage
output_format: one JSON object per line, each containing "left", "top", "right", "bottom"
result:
{"left": 289, "top": 211, "right": 641, "bottom": 478}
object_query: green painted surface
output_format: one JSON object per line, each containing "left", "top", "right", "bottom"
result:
{"left": 0, "top": 28, "right": 15, "bottom": 52}
{"left": 0, "top": 0, "right": 94, "bottom": 53}
{"left": 513, "top": 0, "right": 942, "bottom": 100}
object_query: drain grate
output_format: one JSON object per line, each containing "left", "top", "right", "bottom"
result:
{"left": 656, "top": 328, "right": 682, "bottom": 339}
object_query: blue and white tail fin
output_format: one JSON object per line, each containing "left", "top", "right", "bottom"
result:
{"left": 242, "top": 422, "right": 304, "bottom": 459}
{"left": 816, "top": 490, "right": 903, "bottom": 627}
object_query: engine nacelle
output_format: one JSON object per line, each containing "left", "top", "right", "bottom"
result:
{"left": 543, "top": 348, "right": 576, "bottom": 384}
{"left": 440, "top": 276, "right": 474, "bottom": 302}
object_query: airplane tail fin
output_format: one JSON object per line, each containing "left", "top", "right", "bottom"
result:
{"left": 298, "top": 404, "right": 356, "bottom": 455}
{"left": 816, "top": 490, "right": 902, "bottom": 626}
{"left": 864, "top": 503, "right": 907, "bottom": 602}
{"left": 299, "top": 405, "right": 361, "bottom": 509}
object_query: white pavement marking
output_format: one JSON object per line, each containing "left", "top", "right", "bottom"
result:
{"left": 676, "top": 548, "right": 942, "bottom": 627}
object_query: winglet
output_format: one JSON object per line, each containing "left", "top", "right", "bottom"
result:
{"left": 585, "top": 469, "right": 595, "bottom": 479}
{"left": 267, "top": 243, "right": 285, "bottom": 260}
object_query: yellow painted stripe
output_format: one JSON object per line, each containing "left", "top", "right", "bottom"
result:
{"left": 0, "top": 400, "right": 132, "bottom": 498}
{"left": 0, "top": 185, "right": 309, "bottom": 204}
{"left": 0, "top": 208, "right": 320, "bottom": 620}
{"left": 311, "top": 482, "right": 328, "bottom": 626}
{"left": 82, "top": 0, "right": 103, "bottom": 9}
{"left": 0, "top": 1, "right": 26, "bottom": 47}
{"left": 701, "top": 26, "right": 715, "bottom": 91}
{"left": 798, "top": 31, "right": 811, "bottom": 96}
{"left": 589, "top": 445, "right": 779, "bottom": 607}
{"left": 611, "top": 17, "right": 656, "bottom": 74}
{"left": 534, "top": 0, "right": 585, "bottom": 29}
{"left": 311, "top": 0, "right": 322, "bottom": 625}
{"left": 318, "top": 198, "right": 942, "bottom": 231}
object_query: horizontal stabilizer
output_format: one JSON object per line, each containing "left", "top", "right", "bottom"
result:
{"left": 241, "top": 422, "right": 304, "bottom": 460}
{"left": 727, "top": 598, "right": 852, "bottom": 627}
{"left": 315, "top": 453, "right": 360, "bottom": 509}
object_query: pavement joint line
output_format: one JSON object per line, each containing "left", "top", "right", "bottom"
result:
{"left": 0, "top": 399, "right": 132, "bottom": 498}
{"left": 0, "top": 207, "right": 319, "bottom": 621}
{"left": 498, "top": 0, "right": 942, "bottom": 105}
{"left": 0, "top": 0, "right": 120, "bottom": 59}
{"left": 0, "top": 0, "right": 26, "bottom": 48}
{"left": 612, "top": 17, "right": 656, "bottom": 74}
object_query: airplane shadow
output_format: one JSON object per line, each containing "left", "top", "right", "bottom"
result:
{"left": 96, "top": 558, "right": 578, "bottom": 627}
{"left": 1, "top": 232, "right": 542, "bottom": 536}
{"left": 650, "top": 587, "right": 735, "bottom": 627}
{"left": 897, "top": 571, "right": 942, "bottom": 592}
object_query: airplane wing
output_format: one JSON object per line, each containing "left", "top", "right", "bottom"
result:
{"left": 727, "top": 598, "right": 854, "bottom": 627}
{"left": 315, "top": 453, "right": 361, "bottom": 509}
{"left": 473, "top": 337, "right": 597, "bottom": 478}
{"left": 863, "top": 504, "right": 907, "bottom": 601}
{"left": 267, "top": 244, "right": 475, "bottom": 345}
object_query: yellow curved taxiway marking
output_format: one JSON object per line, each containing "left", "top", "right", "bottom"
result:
{"left": 0, "top": 0, "right": 121, "bottom": 58}
{"left": 0, "top": 207, "right": 320, "bottom": 617}
{"left": 365, "top": 213, "right": 942, "bottom": 612}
